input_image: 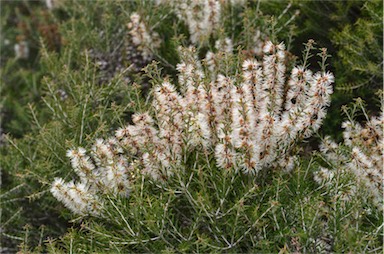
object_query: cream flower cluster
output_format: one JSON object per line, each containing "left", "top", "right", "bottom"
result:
{"left": 185, "top": 41, "right": 333, "bottom": 174}
{"left": 51, "top": 139, "right": 134, "bottom": 215}
{"left": 157, "top": 0, "right": 221, "bottom": 44}
{"left": 315, "top": 113, "right": 383, "bottom": 209}
{"left": 52, "top": 41, "right": 334, "bottom": 215}
{"left": 127, "top": 12, "right": 160, "bottom": 62}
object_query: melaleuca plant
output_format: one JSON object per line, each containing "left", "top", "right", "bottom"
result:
{"left": 312, "top": 98, "right": 383, "bottom": 251}
{"left": 89, "top": 11, "right": 161, "bottom": 85}
{"left": 0, "top": 1, "right": 276, "bottom": 251}
{"left": 290, "top": 0, "right": 382, "bottom": 140}
{"left": 155, "top": 0, "right": 222, "bottom": 45}
{"left": 1, "top": 1, "right": 161, "bottom": 251}
{"left": 0, "top": 49, "right": 146, "bottom": 252}
{"left": 315, "top": 98, "right": 383, "bottom": 210}
{"left": 2, "top": 1, "right": 382, "bottom": 253}
{"left": 154, "top": 0, "right": 300, "bottom": 51}
{"left": 49, "top": 40, "right": 335, "bottom": 252}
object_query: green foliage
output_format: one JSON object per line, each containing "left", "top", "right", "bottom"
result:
{"left": 1, "top": 1, "right": 51, "bottom": 137}
{"left": 1, "top": 1, "right": 149, "bottom": 250}
{"left": 46, "top": 158, "right": 382, "bottom": 253}
{"left": 0, "top": 0, "right": 383, "bottom": 253}
{"left": 333, "top": 0, "right": 383, "bottom": 91}
{"left": 0, "top": 49, "right": 141, "bottom": 251}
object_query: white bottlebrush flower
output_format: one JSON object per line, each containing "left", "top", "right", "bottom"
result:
{"left": 252, "top": 29, "right": 266, "bottom": 56}
{"left": 263, "top": 41, "right": 274, "bottom": 54}
{"left": 127, "top": 12, "right": 160, "bottom": 61}
{"left": 66, "top": 147, "right": 96, "bottom": 181}
{"left": 157, "top": 0, "right": 221, "bottom": 45}
{"left": 351, "top": 147, "right": 373, "bottom": 169}
{"left": 53, "top": 41, "right": 336, "bottom": 215}
{"left": 51, "top": 178, "right": 101, "bottom": 216}
{"left": 242, "top": 59, "right": 259, "bottom": 72}
{"left": 51, "top": 178, "right": 68, "bottom": 204}
{"left": 215, "top": 37, "right": 233, "bottom": 53}
{"left": 215, "top": 142, "right": 236, "bottom": 170}
{"left": 277, "top": 155, "right": 297, "bottom": 173}
{"left": 196, "top": 112, "right": 212, "bottom": 146}
{"left": 313, "top": 167, "right": 334, "bottom": 185}
{"left": 92, "top": 138, "right": 114, "bottom": 164}
{"left": 317, "top": 111, "right": 383, "bottom": 210}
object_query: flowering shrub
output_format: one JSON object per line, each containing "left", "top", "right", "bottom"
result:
{"left": 127, "top": 12, "right": 160, "bottom": 63}
{"left": 156, "top": 0, "right": 222, "bottom": 45}
{"left": 51, "top": 41, "right": 334, "bottom": 216}
{"left": 2, "top": 1, "right": 382, "bottom": 253}
{"left": 315, "top": 100, "right": 383, "bottom": 210}
{"left": 90, "top": 12, "right": 160, "bottom": 84}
